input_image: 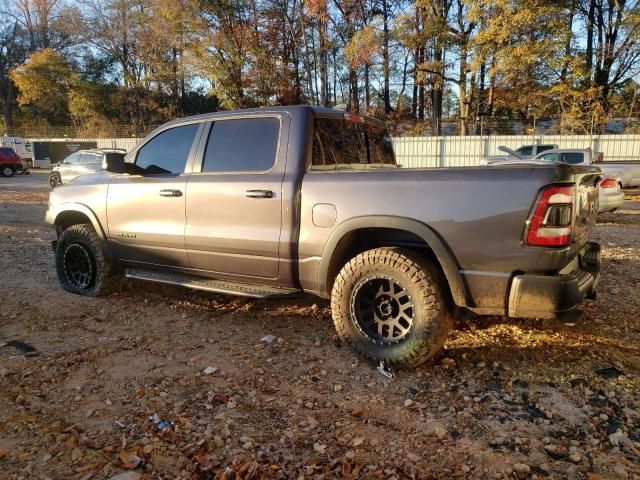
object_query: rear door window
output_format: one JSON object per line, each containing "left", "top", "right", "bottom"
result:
{"left": 202, "top": 117, "right": 280, "bottom": 172}
{"left": 312, "top": 117, "right": 395, "bottom": 169}
{"left": 136, "top": 124, "right": 199, "bottom": 175}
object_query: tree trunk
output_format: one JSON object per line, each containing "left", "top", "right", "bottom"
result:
{"left": 3, "top": 80, "right": 13, "bottom": 133}
{"left": 382, "top": 0, "right": 391, "bottom": 113}
{"left": 318, "top": 7, "right": 329, "bottom": 106}
{"left": 431, "top": 43, "right": 443, "bottom": 135}
{"left": 560, "top": 1, "right": 575, "bottom": 81}
{"left": 364, "top": 63, "right": 370, "bottom": 111}
{"left": 585, "top": 0, "right": 596, "bottom": 85}
{"left": 349, "top": 67, "right": 359, "bottom": 112}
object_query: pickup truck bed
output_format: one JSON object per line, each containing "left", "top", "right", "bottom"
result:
{"left": 300, "top": 163, "right": 600, "bottom": 317}
{"left": 46, "top": 106, "right": 603, "bottom": 368}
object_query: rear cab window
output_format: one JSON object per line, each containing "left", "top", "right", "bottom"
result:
{"left": 516, "top": 146, "right": 533, "bottom": 156}
{"left": 561, "top": 152, "right": 585, "bottom": 164}
{"left": 311, "top": 115, "right": 395, "bottom": 170}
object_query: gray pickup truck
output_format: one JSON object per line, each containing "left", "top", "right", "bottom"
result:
{"left": 46, "top": 106, "right": 602, "bottom": 368}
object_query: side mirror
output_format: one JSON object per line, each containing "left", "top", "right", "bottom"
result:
{"left": 103, "top": 155, "right": 126, "bottom": 174}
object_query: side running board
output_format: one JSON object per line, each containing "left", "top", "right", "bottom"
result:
{"left": 125, "top": 268, "right": 302, "bottom": 299}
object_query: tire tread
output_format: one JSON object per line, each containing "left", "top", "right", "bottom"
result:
{"left": 331, "top": 247, "right": 452, "bottom": 368}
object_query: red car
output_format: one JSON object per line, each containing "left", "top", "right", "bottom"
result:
{"left": 0, "top": 147, "right": 30, "bottom": 177}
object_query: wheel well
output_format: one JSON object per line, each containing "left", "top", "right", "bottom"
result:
{"left": 325, "top": 227, "right": 452, "bottom": 300}
{"left": 55, "top": 211, "right": 93, "bottom": 233}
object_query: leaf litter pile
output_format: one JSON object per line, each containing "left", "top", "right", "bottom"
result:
{"left": 0, "top": 174, "right": 639, "bottom": 479}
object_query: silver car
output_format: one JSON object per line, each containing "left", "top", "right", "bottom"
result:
{"left": 598, "top": 177, "right": 625, "bottom": 213}
{"left": 49, "top": 149, "right": 126, "bottom": 188}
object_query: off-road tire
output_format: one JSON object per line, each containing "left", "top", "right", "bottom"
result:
{"left": 55, "top": 224, "right": 123, "bottom": 296}
{"left": 1, "top": 164, "right": 15, "bottom": 177}
{"left": 331, "top": 247, "right": 453, "bottom": 368}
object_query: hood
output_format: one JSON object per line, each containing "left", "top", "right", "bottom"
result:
{"left": 66, "top": 170, "right": 113, "bottom": 186}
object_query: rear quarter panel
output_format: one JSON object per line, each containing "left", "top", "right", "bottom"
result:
{"left": 299, "top": 164, "right": 595, "bottom": 311}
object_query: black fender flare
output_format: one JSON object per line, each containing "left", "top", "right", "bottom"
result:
{"left": 317, "top": 216, "right": 470, "bottom": 307}
{"left": 52, "top": 203, "right": 114, "bottom": 263}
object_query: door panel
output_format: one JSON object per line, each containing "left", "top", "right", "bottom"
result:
{"left": 184, "top": 116, "right": 288, "bottom": 279}
{"left": 107, "top": 175, "right": 189, "bottom": 267}
{"left": 106, "top": 123, "right": 202, "bottom": 268}
{"left": 185, "top": 174, "right": 283, "bottom": 278}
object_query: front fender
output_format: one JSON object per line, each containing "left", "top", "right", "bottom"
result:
{"left": 317, "top": 216, "right": 470, "bottom": 307}
{"left": 46, "top": 202, "right": 114, "bottom": 263}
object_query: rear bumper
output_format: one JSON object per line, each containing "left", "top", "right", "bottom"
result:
{"left": 17, "top": 160, "right": 30, "bottom": 173}
{"left": 508, "top": 242, "right": 601, "bottom": 320}
{"left": 598, "top": 190, "right": 625, "bottom": 213}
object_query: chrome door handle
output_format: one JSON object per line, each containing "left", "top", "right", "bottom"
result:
{"left": 159, "top": 189, "right": 183, "bottom": 197}
{"left": 246, "top": 189, "right": 274, "bottom": 199}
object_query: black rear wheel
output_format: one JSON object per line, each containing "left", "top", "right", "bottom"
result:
{"left": 55, "top": 224, "right": 123, "bottom": 296}
{"left": 331, "top": 247, "right": 453, "bottom": 368}
{"left": 1, "top": 165, "right": 14, "bottom": 177}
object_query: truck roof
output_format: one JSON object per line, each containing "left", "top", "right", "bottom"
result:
{"left": 157, "top": 105, "right": 386, "bottom": 131}
{"left": 537, "top": 148, "right": 592, "bottom": 154}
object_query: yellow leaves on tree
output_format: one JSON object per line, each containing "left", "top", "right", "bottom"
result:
{"left": 10, "top": 48, "right": 112, "bottom": 131}
{"left": 345, "top": 25, "right": 380, "bottom": 69}
{"left": 10, "top": 49, "right": 72, "bottom": 118}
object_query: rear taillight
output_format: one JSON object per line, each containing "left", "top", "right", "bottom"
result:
{"left": 599, "top": 177, "right": 617, "bottom": 189}
{"left": 344, "top": 112, "right": 365, "bottom": 123}
{"left": 526, "top": 185, "right": 575, "bottom": 247}
{"left": 596, "top": 153, "right": 604, "bottom": 162}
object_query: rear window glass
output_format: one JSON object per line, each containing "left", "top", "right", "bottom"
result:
{"left": 516, "top": 146, "right": 533, "bottom": 156}
{"left": 312, "top": 117, "right": 395, "bottom": 170}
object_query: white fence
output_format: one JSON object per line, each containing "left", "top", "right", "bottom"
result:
{"left": 29, "top": 134, "right": 640, "bottom": 168}
{"left": 393, "top": 134, "right": 640, "bottom": 168}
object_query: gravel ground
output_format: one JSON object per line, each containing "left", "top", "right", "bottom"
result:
{"left": 0, "top": 171, "right": 639, "bottom": 480}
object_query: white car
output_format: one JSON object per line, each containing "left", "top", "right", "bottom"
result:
{"left": 485, "top": 148, "right": 640, "bottom": 188}
{"left": 598, "top": 177, "right": 625, "bottom": 213}
{"left": 49, "top": 149, "right": 126, "bottom": 188}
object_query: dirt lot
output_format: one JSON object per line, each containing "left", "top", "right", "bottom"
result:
{"left": 0, "top": 171, "right": 639, "bottom": 480}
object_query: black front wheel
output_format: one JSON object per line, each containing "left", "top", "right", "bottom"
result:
{"left": 55, "top": 224, "right": 123, "bottom": 296}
